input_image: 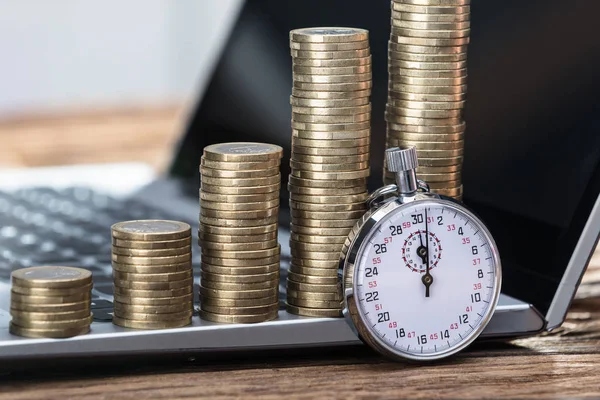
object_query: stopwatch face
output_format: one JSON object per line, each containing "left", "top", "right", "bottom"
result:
{"left": 348, "top": 199, "right": 501, "bottom": 361}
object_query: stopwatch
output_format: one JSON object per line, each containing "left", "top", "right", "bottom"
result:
{"left": 340, "top": 147, "right": 502, "bottom": 362}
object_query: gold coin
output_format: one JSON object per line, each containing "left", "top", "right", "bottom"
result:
{"left": 289, "top": 264, "right": 340, "bottom": 276}
{"left": 203, "top": 142, "right": 283, "bottom": 162}
{"left": 386, "top": 115, "right": 463, "bottom": 127}
{"left": 413, "top": 148, "right": 464, "bottom": 158}
{"left": 200, "top": 295, "right": 278, "bottom": 308}
{"left": 112, "top": 261, "right": 191, "bottom": 274}
{"left": 286, "top": 296, "right": 342, "bottom": 309}
{"left": 426, "top": 179, "right": 462, "bottom": 189}
{"left": 291, "top": 104, "right": 371, "bottom": 115}
{"left": 293, "top": 56, "right": 372, "bottom": 68}
{"left": 12, "top": 315, "right": 93, "bottom": 329}
{"left": 113, "top": 286, "right": 193, "bottom": 298}
{"left": 291, "top": 136, "right": 370, "bottom": 148}
{"left": 113, "top": 293, "right": 193, "bottom": 306}
{"left": 290, "top": 249, "right": 341, "bottom": 261}
{"left": 286, "top": 288, "right": 342, "bottom": 301}
{"left": 291, "top": 88, "right": 371, "bottom": 100}
{"left": 389, "top": 91, "right": 466, "bottom": 103}
{"left": 200, "top": 215, "right": 278, "bottom": 228}
{"left": 290, "top": 40, "right": 369, "bottom": 51}
{"left": 199, "top": 231, "right": 277, "bottom": 243}
{"left": 394, "top": 10, "right": 470, "bottom": 22}
{"left": 201, "top": 279, "right": 277, "bottom": 291}
{"left": 111, "top": 253, "right": 191, "bottom": 266}
{"left": 292, "top": 65, "right": 372, "bottom": 76}
{"left": 389, "top": 138, "right": 464, "bottom": 150}
{"left": 113, "top": 277, "right": 193, "bottom": 291}
{"left": 200, "top": 167, "right": 280, "bottom": 179}
{"left": 388, "top": 41, "right": 468, "bottom": 55}
{"left": 393, "top": 75, "right": 468, "bottom": 86}
{"left": 288, "top": 183, "right": 367, "bottom": 196}
{"left": 200, "top": 191, "right": 279, "bottom": 204}
{"left": 201, "top": 270, "right": 279, "bottom": 284}
{"left": 289, "top": 200, "right": 365, "bottom": 213}
{"left": 201, "top": 246, "right": 280, "bottom": 260}
{"left": 291, "top": 48, "right": 370, "bottom": 60}
{"left": 290, "top": 27, "right": 369, "bottom": 43}
{"left": 10, "top": 300, "right": 90, "bottom": 313}
{"left": 391, "top": 19, "right": 470, "bottom": 30}
{"left": 288, "top": 175, "right": 367, "bottom": 189}
{"left": 290, "top": 258, "right": 339, "bottom": 269}
{"left": 291, "top": 225, "right": 353, "bottom": 236}
{"left": 289, "top": 192, "right": 367, "bottom": 204}
{"left": 200, "top": 182, "right": 280, "bottom": 196}
{"left": 388, "top": 131, "right": 464, "bottom": 142}
{"left": 10, "top": 308, "right": 90, "bottom": 322}
{"left": 290, "top": 233, "right": 347, "bottom": 244}
{"left": 286, "top": 304, "right": 342, "bottom": 318}
{"left": 201, "top": 255, "right": 280, "bottom": 267}
{"left": 201, "top": 262, "right": 280, "bottom": 275}
{"left": 292, "top": 129, "right": 371, "bottom": 141}
{"left": 111, "top": 245, "right": 191, "bottom": 257}
{"left": 198, "top": 309, "right": 277, "bottom": 324}
{"left": 291, "top": 120, "right": 372, "bottom": 132}
{"left": 412, "top": 156, "right": 464, "bottom": 167}
{"left": 201, "top": 302, "right": 279, "bottom": 315}
{"left": 417, "top": 171, "right": 462, "bottom": 182}
{"left": 200, "top": 199, "right": 279, "bottom": 212}
{"left": 290, "top": 241, "right": 344, "bottom": 253}
{"left": 388, "top": 121, "right": 465, "bottom": 133}
{"left": 387, "top": 107, "right": 463, "bottom": 119}
{"left": 290, "top": 209, "right": 365, "bottom": 220}
{"left": 199, "top": 285, "right": 278, "bottom": 300}
{"left": 111, "top": 220, "right": 191, "bottom": 241}
{"left": 199, "top": 222, "right": 278, "bottom": 236}
{"left": 290, "top": 169, "right": 370, "bottom": 181}
{"left": 391, "top": 4, "right": 470, "bottom": 14}
{"left": 112, "top": 316, "right": 191, "bottom": 330}
{"left": 9, "top": 322, "right": 89, "bottom": 338}
{"left": 112, "top": 237, "right": 191, "bottom": 249}
{"left": 434, "top": 185, "right": 464, "bottom": 196}
{"left": 11, "top": 266, "right": 92, "bottom": 289}
{"left": 389, "top": 68, "right": 467, "bottom": 79}
{"left": 396, "top": 0, "right": 470, "bottom": 7}
{"left": 10, "top": 290, "right": 91, "bottom": 305}
{"left": 388, "top": 83, "right": 467, "bottom": 95}
{"left": 113, "top": 301, "right": 192, "bottom": 314}
{"left": 292, "top": 81, "right": 372, "bottom": 93}
{"left": 293, "top": 73, "right": 371, "bottom": 84}
{"left": 387, "top": 98, "right": 466, "bottom": 109}
{"left": 291, "top": 217, "right": 357, "bottom": 229}
{"left": 388, "top": 50, "right": 468, "bottom": 63}
{"left": 287, "top": 271, "right": 339, "bottom": 285}
{"left": 290, "top": 96, "right": 370, "bottom": 108}
{"left": 392, "top": 27, "right": 470, "bottom": 39}
{"left": 200, "top": 174, "right": 280, "bottom": 188}
{"left": 11, "top": 283, "right": 92, "bottom": 297}
{"left": 417, "top": 165, "right": 462, "bottom": 174}
{"left": 200, "top": 239, "right": 279, "bottom": 252}
{"left": 114, "top": 309, "right": 192, "bottom": 321}
{"left": 113, "top": 270, "right": 193, "bottom": 282}
{"left": 200, "top": 158, "right": 281, "bottom": 170}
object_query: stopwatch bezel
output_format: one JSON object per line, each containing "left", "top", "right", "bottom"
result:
{"left": 340, "top": 196, "right": 502, "bottom": 362}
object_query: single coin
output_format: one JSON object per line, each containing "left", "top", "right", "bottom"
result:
{"left": 199, "top": 222, "right": 278, "bottom": 236}
{"left": 392, "top": 27, "right": 470, "bottom": 39}
{"left": 389, "top": 139, "right": 464, "bottom": 150}
{"left": 288, "top": 175, "right": 367, "bottom": 189}
{"left": 291, "top": 104, "right": 371, "bottom": 115}
{"left": 388, "top": 121, "right": 465, "bottom": 133}
{"left": 201, "top": 263, "right": 280, "bottom": 276}
{"left": 112, "top": 220, "right": 191, "bottom": 241}
{"left": 287, "top": 271, "right": 339, "bottom": 285}
{"left": 390, "top": 91, "right": 467, "bottom": 102}
{"left": 393, "top": 75, "right": 468, "bottom": 86}
{"left": 426, "top": 179, "right": 462, "bottom": 189}
{"left": 112, "top": 315, "right": 191, "bottom": 330}
{"left": 10, "top": 308, "right": 90, "bottom": 322}
{"left": 200, "top": 174, "right": 280, "bottom": 188}
{"left": 433, "top": 185, "right": 464, "bottom": 196}
{"left": 290, "top": 40, "right": 369, "bottom": 51}
{"left": 200, "top": 239, "right": 279, "bottom": 251}
{"left": 413, "top": 156, "right": 464, "bottom": 167}
{"left": 292, "top": 56, "right": 372, "bottom": 68}
{"left": 290, "top": 249, "right": 341, "bottom": 261}
{"left": 198, "top": 309, "right": 278, "bottom": 324}
{"left": 388, "top": 83, "right": 467, "bottom": 95}
{"left": 290, "top": 27, "right": 369, "bottom": 43}
{"left": 10, "top": 290, "right": 91, "bottom": 305}
{"left": 203, "top": 142, "right": 283, "bottom": 162}
{"left": 200, "top": 191, "right": 279, "bottom": 204}
{"left": 292, "top": 64, "right": 372, "bottom": 76}
{"left": 292, "top": 129, "right": 371, "bottom": 141}
{"left": 289, "top": 192, "right": 367, "bottom": 204}
{"left": 291, "top": 136, "right": 370, "bottom": 148}
{"left": 9, "top": 322, "right": 90, "bottom": 339}
{"left": 111, "top": 245, "right": 191, "bottom": 257}
{"left": 389, "top": 68, "right": 467, "bottom": 79}
{"left": 111, "top": 253, "right": 191, "bottom": 266}
{"left": 290, "top": 169, "right": 370, "bottom": 181}
{"left": 11, "top": 266, "right": 92, "bottom": 289}
{"left": 292, "top": 81, "right": 372, "bottom": 93}
{"left": 200, "top": 295, "right": 278, "bottom": 308}
{"left": 289, "top": 264, "right": 340, "bottom": 277}
{"left": 199, "top": 285, "right": 278, "bottom": 300}
{"left": 394, "top": 10, "right": 470, "bottom": 22}
{"left": 111, "top": 261, "right": 191, "bottom": 274}
{"left": 386, "top": 114, "right": 463, "bottom": 126}
{"left": 11, "top": 315, "right": 93, "bottom": 329}
{"left": 201, "top": 279, "right": 277, "bottom": 291}
{"left": 11, "top": 283, "right": 92, "bottom": 297}
{"left": 111, "top": 237, "right": 191, "bottom": 249}
{"left": 200, "top": 199, "right": 279, "bottom": 212}
{"left": 288, "top": 183, "right": 367, "bottom": 196}
{"left": 291, "top": 225, "right": 353, "bottom": 236}
{"left": 201, "top": 246, "right": 280, "bottom": 260}
{"left": 201, "top": 270, "right": 279, "bottom": 284}
{"left": 198, "top": 231, "right": 277, "bottom": 243}
{"left": 291, "top": 88, "right": 371, "bottom": 100}
{"left": 289, "top": 200, "right": 365, "bottom": 212}
{"left": 391, "top": 4, "right": 470, "bottom": 14}
{"left": 114, "top": 309, "right": 192, "bottom": 321}
{"left": 113, "top": 270, "right": 193, "bottom": 283}
{"left": 417, "top": 171, "right": 462, "bottom": 182}
{"left": 387, "top": 130, "right": 464, "bottom": 142}
{"left": 291, "top": 48, "right": 370, "bottom": 60}
{"left": 200, "top": 158, "right": 281, "bottom": 170}
{"left": 201, "top": 302, "right": 279, "bottom": 315}
{"left": 417, "top": 164, "right": 463, "bottom": 174}
{"left": 290, "top": 233, "right": 348, "bottom": 245}
{"left": 113, "top": 277, "right": 193, "bottom": 291}
{"left": 200, "top": 167, "right": 280, "bottom": 179}
{"left": 290, "top": 209, "right": 365, "bottom": 220}
{"left": 387, "top": 107, "right": 463, "bottom": 119}
{"left": 200, "top": 182, "right": 280, "bottom": 196}
{"left": 113, "top": 293, "right": 193, "bottom": 306}
{"left": 389, "top": 56, "right": 467, "bottom": 67}
{"left": 200, "top": 206, "right": 278, "bottom": 220}
{"left": 286, "top": 288, "right": 342, "bottom": 301}
{"left": 10, "top": 300, "right": 90, "bottom": 313}
{"left": 290, "top": 258, "right": 339, "bottom": 269}
{"left": 387, "top": 98, "right": 466, "bottom": 110}
{"left": 291, "top": 143, "right": 370, "bottom": 157}
{"left": 411, "top": 148, "right": 464, "bottom": 158}
{"left": 388, "top": 41, "right": 468, "bottom": 55}
{"left": 395, "top": 0, "right": 470, "bottom": 7}
{"left": 113, "top": 301, "right": 192, "bottom": 314}
{"left": 286, "top": 280, "right": 341, "bottom": 294}
{"left": 113, "top": 286, "right": 193, "bottom": 298}
{"left": 201, "top": 255, "right": 281, "bottom": 267}
{"left": 287, "top": 296, "right": 342, "bottom": 309}
{"left": 391, "top": 19, "right": 470, "bottom": 30}
{"left": 291, "top": 217, "right": 357, "bottom": 229}
{"left": 286, "top": 304, "right": 342, "bottom": 318}
{"left": 390, "top": 34, "right": 469, "bottom": 47}
{"left": 290, "top": 96, "right": 370, "bottom": 108}
{"left": 200, "top": 215, "right": 278, "bottom": 228}
{"left": 293, "top": 72, "right": 371, "bottom": 84}
{"left": 290, "top": 241, "right": 344, "bottom": 253}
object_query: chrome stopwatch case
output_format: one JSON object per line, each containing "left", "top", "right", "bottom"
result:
{"left": 340, "top": 147, "right": 502, "bottom": 362}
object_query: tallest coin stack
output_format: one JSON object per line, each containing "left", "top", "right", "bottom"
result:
{"left": 384, "top": 0, "right": 470, "bottom": 200}
{"left": 287, "top": 28, "right": 371, "bottom": 318}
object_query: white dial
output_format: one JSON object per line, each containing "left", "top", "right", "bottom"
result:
{"left": 348, "top": 199, "right": 501, "bottom": 361}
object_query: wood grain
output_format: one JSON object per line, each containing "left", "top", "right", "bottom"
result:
{"left": 0, "top": 108, "right": 598, "bottom": 399}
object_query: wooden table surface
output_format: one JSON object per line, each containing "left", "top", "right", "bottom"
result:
{"left": 0, "top": 108, "right": 599, "bottom": 399}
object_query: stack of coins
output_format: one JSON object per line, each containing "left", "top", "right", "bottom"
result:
{"left": 199, "top": 142, "right": 283, "bottom": 324}
{"left": 111, "top": 220, "right": 193, "bottom": 329}
{"left": 9, "top": 266, "right": 92, "bottom": 338}
{"left": 287, "top": 28, "right": 371, "bottom": 318}
{"left": 385, "top": 0, "right": 470, "bottom": 200}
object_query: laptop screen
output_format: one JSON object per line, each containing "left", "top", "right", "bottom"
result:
{"left": 171, "top": 0, "right": 600, "bottom": 316}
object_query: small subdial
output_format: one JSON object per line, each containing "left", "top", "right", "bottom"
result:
{"left": 401, "top": 230, "right": 442, "bottom": 273}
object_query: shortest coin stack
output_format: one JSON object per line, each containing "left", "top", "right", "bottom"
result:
{"left": 10, "top": 266, "right": 93, "bottom": 338}
{"left": 111, "top": 220, "right": 193, "bottom": 330}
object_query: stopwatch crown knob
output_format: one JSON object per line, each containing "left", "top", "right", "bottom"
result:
{"left": 386, "top": 146, "right": 419, "bottom": 173}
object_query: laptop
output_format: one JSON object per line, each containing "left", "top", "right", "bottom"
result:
{"left": 1, "top": 0, "right": 599, "bottom": 362}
